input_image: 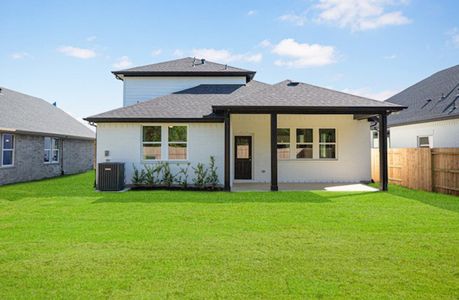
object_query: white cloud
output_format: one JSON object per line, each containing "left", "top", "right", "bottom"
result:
{"left": 447, "top": 27, "right": 459, "bottom": 48}
{"left": 247, "top": 10, "right": 257, "bottom": 16}
{"left": 342, "top": 87, "right": 398, "bottom": 100}
{"left": 271, "top": 38, "right": 336, "bottom": 68}
{"left": 191, "top": 48, "right": 262, "bottom": 63}
{"left": 113, "top": 56, "right": 132, "bottom": 69}
{"left": 57, "top": 46, "right": 96, "bottom": 59}
{"left": 10, "top": 52, "right": 31, "bottom": 59}
{"left": 315, "top": 0, "right": 411, "bottom": 31}
{"left": 384, "top": 54, "right": 397, "bottom": 59}
{"left": 278, "top": 13, "right": 307, "bottom": 26}
{"left": 151, "top": 49, "right": 162, "bottom": 56}
{"left": 173, "top": 49, "right": 184, "bottom": 57}
{"left": 86, "top": 36, "right": 97, "bottom": 42}
{"left": 259, "top": 39, "right": 272, "bottom": 48}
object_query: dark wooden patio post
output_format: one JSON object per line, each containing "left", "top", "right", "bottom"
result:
{"left": 379, "top": 113, "right": 388, "bottom": 191}
{"left": 270, "top": 113, "right": 278, "bottom": 191}
{"left": 224, "top": 111, "right": 231, "bottom": 191}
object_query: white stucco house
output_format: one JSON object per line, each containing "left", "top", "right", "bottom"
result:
{"left": 86, "top": 57, "right": 404, "bottom": 191}
{"left": 383, "top": 64, "right": 459, "bottom": 148}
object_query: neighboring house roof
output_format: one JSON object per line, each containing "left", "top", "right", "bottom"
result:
{"left": 0, "top": 87, "right": 95, "bottom": 140}
{"left": 112, "top": 57, "right": 256, "bottom": 81}
{"left": 387, "top": 64, "right": 459, "bottom": 127}
{"left": 85, "top": 80, "right": 404, "bottom": 123}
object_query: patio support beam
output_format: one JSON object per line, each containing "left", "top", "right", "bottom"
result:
{"left": 270, "top": 113, "right": 278, "bottom": 191}
{"left": 224, "top": 111, "right": 231, "bottom": 191}
{"left": 379, "top": 113, "right": 388, "bottom": 191}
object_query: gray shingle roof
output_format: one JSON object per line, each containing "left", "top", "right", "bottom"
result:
{"left": 217, "top": 80, "right": 403, "bottom": 108}
{"left": 86, "top": 79, "right": 403, "bottom": 122}
{"left": 86, "top": 80, "right": 270, "bottom": 120}
{"left": 0, "top": 87, "right": 95, "bottom": 139}
{"left": 387, "top": 64, "right": 459, "bottom": 126}
{"left": 113, "top": 57, "right": 256, "bottom": 81}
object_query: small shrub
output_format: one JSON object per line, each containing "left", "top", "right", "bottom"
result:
{"left": 177, "top": 162, "right": 191, "bottom": 188}
{"left": 205, "top": 156, "right": 219, "bottom": 188}
{"left": 161, "top": 162, "right": 175, "bottom": 187}
{"left": 152, "top": 163, "right": 164, "bottom": 184}
{"left": 144, "top": 165, "right": 155, "bottom": 185}
{"left": 132, "top": 164, "right": 146, "bottom": 185}
{"left": 193, "top": 163, "right": 208, "bottom": 188}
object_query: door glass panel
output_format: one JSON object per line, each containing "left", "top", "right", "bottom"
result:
{"left": 236, "top": 137, "right": 250, "bottom": 159}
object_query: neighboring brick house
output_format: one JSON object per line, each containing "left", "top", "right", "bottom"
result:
{"left": 0, "top": 87, "right": 95, "bottom": 185}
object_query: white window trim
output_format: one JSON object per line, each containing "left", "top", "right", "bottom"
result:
{"left": 167, "top": 125, "right": 188, "bottom": 161}
{"left": 319, "top": 128, "right": 337, "bottom": 160}
{"left": 44, "top": 137, "right": 60, "bottom": 164}
{"left": 141, "top": 124, "right": 189, "bottom": 162}
{"left": 142, "top": 125, "right": 162, "bottom": 161}
{"left": 295, "top": 128, "right": 314, "bottom": 160}
{"left": 277, "top": 128, "right": 291, "bottom": 160}
{"left": 417, "top": 135, "right": 432, "bottom": 148}
{"left": 1, "top": 133, "right": 15, "bottom": 167}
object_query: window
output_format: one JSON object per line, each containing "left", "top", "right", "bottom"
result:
{"left": 418, "top": 136, "right": 432, "bottom": 148}
{"left": 143, "top": 126, "right": 162, "bottom": 160}
{"left": 168, "top": 126, "right": 187, "bottom": 160}
{"left": 296, "top": 129, "right": 313, "bottom": 159}
{"left": 277, "top": 128, "right": 290, "bottom": 159}
{"left": 319, "top": 129, "right": 336, "bottom": 159}
{"left": 44, "top": 137, "right": 60, "bottom": 163}
{"left": 1, "top": 134, "right": 14, "bottom": 166}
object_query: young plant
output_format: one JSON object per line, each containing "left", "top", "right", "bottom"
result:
{"left": 132, "top": 164, "right": 146, "bottom": 185}
{"left": 205, "top": 156, "right": 219, "bottom": 188}
{"left": 144, "top": 164, "right": 155, "bottom": 185}
{"left": 192, "top": 163, "right": 208, "bottom": 188}
{"left": 161, "top": 162, "right": 175, "bottom": 187}
{"left": 152, "top": 163, "right": 164, "bottom": 184}
{"left": 177, "top": 162, "right": 191, "bottom": 188}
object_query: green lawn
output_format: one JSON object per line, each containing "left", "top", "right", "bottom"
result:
{"left": 0, "top": 172, "right": 458, "bottom": 299}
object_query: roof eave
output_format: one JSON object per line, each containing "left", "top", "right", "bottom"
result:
{"left": 111, "top": 71, "right": 256, "bottom": 82}
{"left": 212, "top": 105, "right": 407, "bottom": 115}
{"left": 83, "top": 117, "right": 225, "bottom": 123}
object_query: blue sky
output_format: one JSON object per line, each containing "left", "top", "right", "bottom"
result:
{"left": 1, "top": 0, "right": 459, "bottom": 122}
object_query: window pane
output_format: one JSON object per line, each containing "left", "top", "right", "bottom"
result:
{"left": 143, "top": 144, "right": 161, "bottom": 160}
{"left": 52, "top": 150, "right": 59, "bottom": 162}
{"left": 3, "top": 134, "right": 14, "bottom": 149}
{"left": 44, "top": 149, "right": 51, "bottom": 162}
{"left": 143, "top": 126, "right": 161, "bottom": 142}
{"left": 319, "top": 129, "right": 336, "bottom": 143}
{"left": 52, "top": 138, "right": 60, "bottom": 150}
{"left": 296, "top": 129, "right": 312, "bottom": 143}
{"left": 168, "top": 126, "right": 187, "bottom": 142}
{"left": 277, "top": 144, "right": 290, "bottom": 159}
{"left": 236, "top": 137, "right": 250, "bottom": 159}
{"left": 277, "top": 128, "right": 290, "bottom": 143}
{"left": 2, "top": 150, "right": 13, "bottom": 165}
{"left": 168, "top": 143, "right": 187, "bottom": 160}
{"left": 296, "top": 144, "right": 313, "bottom": 159}
{"left": 44, "top": 137, "right": 51, "bottom": 149}
{"left": 319, "top": 144, "right": 336, "bottom": 159}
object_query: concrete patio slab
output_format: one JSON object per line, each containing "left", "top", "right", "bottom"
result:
{"left": 233, "top": 182, "right": 378, "bottom": 192}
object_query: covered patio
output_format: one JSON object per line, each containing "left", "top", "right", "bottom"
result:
{"left": 232, "top": 182, "right": 378, "bottom": 192}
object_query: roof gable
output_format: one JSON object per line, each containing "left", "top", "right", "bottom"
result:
{"left": 112, "top": 57, "right": 256, "bottom": 81}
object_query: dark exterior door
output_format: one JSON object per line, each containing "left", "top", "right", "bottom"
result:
{"left": 235, "top": 136, "right": 252, "bottom": 180}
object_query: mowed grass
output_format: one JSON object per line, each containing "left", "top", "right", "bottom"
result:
{"left": 0, "top": 172, "right": 458, "bottom": 299}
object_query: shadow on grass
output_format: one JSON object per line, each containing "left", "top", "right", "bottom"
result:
{"left": 91, "top": 190, "right": 378, "bottom": 204}
{"left": 383, "top": 185, "right": 459, "bottom": 213}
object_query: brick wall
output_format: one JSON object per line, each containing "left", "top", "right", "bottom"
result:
{"left": 0, "top": 133, "right": 94, "bottom": 185}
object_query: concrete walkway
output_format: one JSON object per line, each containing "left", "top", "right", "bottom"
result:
{"left": 232, "top": 182, "right": 378, "bottom": 192}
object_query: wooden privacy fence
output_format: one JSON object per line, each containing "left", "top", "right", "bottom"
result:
{"left": 371, "top": 148, "right": 459, "bottom": 196}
